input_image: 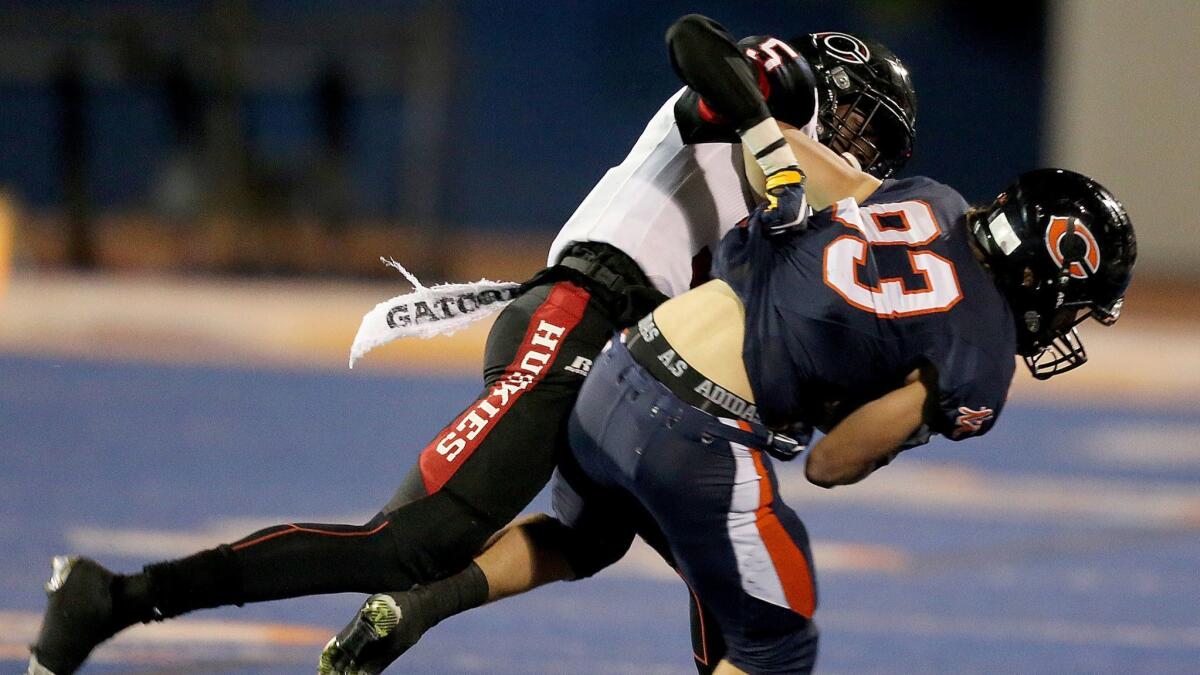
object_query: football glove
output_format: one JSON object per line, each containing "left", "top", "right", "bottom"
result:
{"left": 750, "top": 167, "right": 808, "bottom": 237}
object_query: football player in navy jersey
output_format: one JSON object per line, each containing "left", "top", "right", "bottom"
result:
{"left": 28, "top": 15, "right": 918, "bottom": 675}
{"left": 341, "top": 149, "right": 1136, "bottom": 674}
{"left": 555, "top": 157, "right": 1133, "bottom": 674}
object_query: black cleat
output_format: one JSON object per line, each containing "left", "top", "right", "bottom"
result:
{"left": 28, "top": 556, "right": 124, "bottom": 675}
{"left": 318, "top": 592, "right": 428, "bottom": 675}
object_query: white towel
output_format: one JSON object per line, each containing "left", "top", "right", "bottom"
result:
{"left": 349, "top": 258, "right": 520, "bottom": 368}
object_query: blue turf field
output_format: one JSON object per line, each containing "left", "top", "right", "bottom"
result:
{"left": 2, "top": 354, "right": 1198, "bottom": 673}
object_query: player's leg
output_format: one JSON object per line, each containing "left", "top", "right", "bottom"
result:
{"left": 563, "top": 336, "right": 808, "bottom": 672}
{"left": 318, "top": 367, "right": 650, "bottom": 674}
{"left": 417, "top": 279, "right": 613, "bottom": 526}
{"left": 319, "top": 334, "right": 761, "bottom": 674}
{"left": 28, "top": 480, "right": 505, "bottom": 675}
{"left": 296, "top": 279, "right": 615, "bottom": 606}
{"left": 558, "top": 454, "right": 732, "bottom": 675}
{"left": 472, "top": 339, "right": 730, "bottom": 674}
{"left": 30, "top": 281, "right": 613, "bottom": 675}
{"left": 319, "top": 512, "right": 594, "bottom": 675}
{"left": 319, "top": 455, "right": 644, "bottom": 673}
{"left": 313, "top": 246, "right": 665, "bottom": 672}
{"left": 636, "top": 426, "right": 820, "bottom": 674}
{"left": 689, "top": 584, "right": 728, "bottom": 674}
{"left": 309, "top": 281, "right": 620, "bottom": 673}
{"left": 573, "top": 338, "right": 819, "bottom": 673}
{"left": 333, "top": 278, "right": 618, "bottom": 611}
{"left": 352, "top": 278, "right": 614, "bottom": 586}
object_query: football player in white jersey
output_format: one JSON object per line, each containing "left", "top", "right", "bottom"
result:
{"left": 28, "top": 16, "right": 916, "bottom": 675}
{"left": 315, "top": 18, "right": 920, "bottom": 675}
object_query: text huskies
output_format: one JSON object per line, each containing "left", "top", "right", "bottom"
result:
{"left": 434, "top": 320, "right": 565, "bottom": 461}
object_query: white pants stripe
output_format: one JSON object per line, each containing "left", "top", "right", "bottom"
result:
{"left": 721, "top": 420, "right": 791, "bottom": 610}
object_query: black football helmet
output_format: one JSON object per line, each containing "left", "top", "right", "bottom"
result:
{"left": 969, "top": 169, "right": 1137, "bottom": 379}
{"left": 794, "top": 32, "right": 917, "bottom": 178}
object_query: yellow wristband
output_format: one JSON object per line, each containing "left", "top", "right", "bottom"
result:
{"left": 765, "top": 168, "right": 806, "bottom": 191}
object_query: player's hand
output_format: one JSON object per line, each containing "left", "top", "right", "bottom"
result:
{"left": 749, "top": 167, "right": 807, "bottom": 237}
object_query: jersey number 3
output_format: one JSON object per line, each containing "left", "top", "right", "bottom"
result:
{"left": 823, "top": 200, "right": 962, "bottom": 318}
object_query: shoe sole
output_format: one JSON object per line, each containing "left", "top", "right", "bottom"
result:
{"left": 26, "top": 654, "right": 57, "bottom": 675}
{"left": 318, "top": 594, "right": 401, "bottom": 675}
{"left": 27, "top": 556, "right": 84, "bottom": 675}
{"left": 359, "top": 594, "right": 401, "bottom": 638}
{"left": 45, "top": 556, "right": 79, "bottom": 595}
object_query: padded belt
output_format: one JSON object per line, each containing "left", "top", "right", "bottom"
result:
{"left": 624, "top": 314, "right": 761, "bottom": 424}
{"left": 531, "top": 241, "right": 667, "bottom": 325}
{"left": 558, "top": 255, "right": 626, "bottom": 295}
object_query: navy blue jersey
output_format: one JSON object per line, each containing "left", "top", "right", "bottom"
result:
{"left": 715, "top": 176, "right": 1016, "bottom": 442}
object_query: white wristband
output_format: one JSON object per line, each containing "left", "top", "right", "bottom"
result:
{"left": 740, "top": 117, "right": 800, "bottom": 177}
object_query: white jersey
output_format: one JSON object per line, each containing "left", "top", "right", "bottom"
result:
{"left": 547, "top": 88, "right": 816, "bottom": 298}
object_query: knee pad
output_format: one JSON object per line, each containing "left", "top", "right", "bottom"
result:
{"left": 728, "top": 618, "right": 819, "bottom": 674}
{"left": 521, "top": 514, "right": 633, "bottom": 580}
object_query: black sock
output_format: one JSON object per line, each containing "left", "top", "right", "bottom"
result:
{"left": 114, "top": 545, "right": 243, "bottom": 622}
{"left": 402, "top": 562, "right": 489, "bottom": 631}
{"left": 110, "top": 573, "right": 153, "bottom": 628}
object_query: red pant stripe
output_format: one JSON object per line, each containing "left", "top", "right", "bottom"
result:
{"left": 230, "top": 520, "right": 391, "bottom": 551}
{"left": 750, "top": 449, "right": 817, "bottom": 617}
{"left": 417, "top": 282, "right": 591, "bottom": 494}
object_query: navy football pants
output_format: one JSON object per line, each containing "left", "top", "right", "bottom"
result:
{"left": 556, "top": 338, "right": 820, "bottom": 674}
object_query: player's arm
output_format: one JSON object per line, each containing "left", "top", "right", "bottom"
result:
{"left": 743, "top": 123, "right": 881, "bottom": 211}
{"left": 667, "top": 14, "right": 805, "bottom": 235}
{"left": 666, "top": 15, "right": 770, "bottom": 132}
{"left": 804, "top": 368, "right": 930, "bottom": 488}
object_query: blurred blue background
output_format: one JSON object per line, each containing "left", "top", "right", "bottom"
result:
{"left": 1, "top": 2, "right": 1197, "bottom": 673}
{"left": 0, "top": 0, "right": 1044, "bottom": 239}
